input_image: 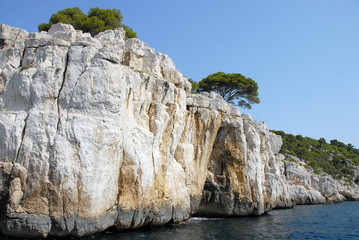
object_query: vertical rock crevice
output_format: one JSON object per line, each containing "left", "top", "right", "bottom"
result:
{"left": 14, "top": 113, "right": 29, "bottom": 164}
{"left": 55, "top": 49, "right": 69, "bottom": 133}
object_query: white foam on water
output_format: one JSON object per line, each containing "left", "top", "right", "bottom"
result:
{"left": 188, "top": 217, "right": 225, "bottom": 222}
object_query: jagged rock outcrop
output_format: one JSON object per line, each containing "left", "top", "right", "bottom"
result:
{"left": 0, "top": 23, "right": 358, "bottom": 238}
{"left": 197, "top": 129, "right": 359, "bottom": 217}
{"left": 283, "top": 158, "right": 359, "bottom": 203}
{"left": 196, "top": 113, "right": 294, "bottom": 216}
{"left": 0, "top": 23, "right": 201, "bottom": 237}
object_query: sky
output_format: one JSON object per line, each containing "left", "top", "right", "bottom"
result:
{"left": 0, "top": 0, "right": 358, "bottom": 147}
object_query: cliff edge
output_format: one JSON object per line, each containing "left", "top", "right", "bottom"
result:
{"left": 0, "top": 23, "right": 358, "bottom": 238}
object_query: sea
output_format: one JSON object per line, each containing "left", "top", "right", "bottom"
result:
{"left": 1, "top": 202, "right": 358, "bottom": 239}
{"left": 88, "top": 201, "right": 359, "bottom": 240}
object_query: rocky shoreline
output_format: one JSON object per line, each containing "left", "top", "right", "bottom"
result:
{"left": 0, "top": 23, "right": 358, "bottom": 238}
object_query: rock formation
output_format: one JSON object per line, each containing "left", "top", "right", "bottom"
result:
{"left": 196, "top": 113, "right": 294, "bottom": 216}
{"left": 0, "top": 23, "right": 358, "bottom": 238}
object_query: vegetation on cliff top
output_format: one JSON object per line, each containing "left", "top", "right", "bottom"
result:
{"left": 197, "top": 72, "right": 260, "bottom": 109}
{"left": 272, "top": 130, "right": 359, "bottom": 183}
{"left": 38, "top": 7, "right": 137, "bottom": 38}
{"left": 187, "top": 78, "right": 199, "bottom": 93}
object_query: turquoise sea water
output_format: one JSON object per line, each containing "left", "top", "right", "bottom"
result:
{"left": 89, "top": 201, "right": 359, "bottom": 240}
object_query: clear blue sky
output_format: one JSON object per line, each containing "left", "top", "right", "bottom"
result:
{"left": 1, "top": 0, "right": 358, "bottom": 147}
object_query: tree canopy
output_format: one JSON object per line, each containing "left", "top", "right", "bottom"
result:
{"left": 38, "top": 7, "right": 137, "bottom": 38}
{"left": 197, "top": 72, "right": 260, "bottom": 109}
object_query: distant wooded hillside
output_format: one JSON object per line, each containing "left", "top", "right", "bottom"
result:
{"left": 272, "top": 130, "right": 359, "bottom": 183}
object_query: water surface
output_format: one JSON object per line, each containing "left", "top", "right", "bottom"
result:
{"left": 89, "top": 202, "right": 359, "bottom": 240}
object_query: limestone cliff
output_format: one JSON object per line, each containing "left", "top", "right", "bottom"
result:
{"left": 0, "top": 23, "right": 358, "bottom": 238}
{"left": 0, "top": 23, "right": 194, "bottom": 237}
{"left": 196, "top": 113, "right": 294, "bottom": 216}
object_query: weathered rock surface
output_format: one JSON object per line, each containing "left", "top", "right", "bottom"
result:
{"left": 0, "top": 23, "right": 358, "bottom": 238}
{"left": 196, "top": 113, "right": 294, "bottom": 216}
{"left": 0, "top": 23, "right": 196, "bottom": 237}
{"left": 283, "top": 159, "right": 359, "bottom": 203}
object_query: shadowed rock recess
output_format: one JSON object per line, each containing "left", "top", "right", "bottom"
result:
{"left": 0, "top": 23, "right": 358, "bottom": 238}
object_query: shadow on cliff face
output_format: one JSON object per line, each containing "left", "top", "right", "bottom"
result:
{"left": 0, "top": 39, "right": 5, "bottom": 49}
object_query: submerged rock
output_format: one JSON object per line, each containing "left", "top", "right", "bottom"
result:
{"left": 0, "top": 23, "right": 358, "bottom": 238}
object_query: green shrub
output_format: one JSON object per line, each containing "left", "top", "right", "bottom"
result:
{"left": 38, "top": 7, "right": 137, "bottom": 39}
{"left": 20, "top": 65, "right": 30, "bottom": 72}
{"left": 286, "top": 158, "right": 299, "bottom": 164}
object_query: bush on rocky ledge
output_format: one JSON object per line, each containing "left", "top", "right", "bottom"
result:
{"left": 38, "top": 7, "right": 137, "bottom": 38}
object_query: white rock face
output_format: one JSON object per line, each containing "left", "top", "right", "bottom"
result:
{"left": 196, "top": 113, "right": 295, "bottom": 216}
{"left": 284, "top": 160, "right": 359, "bottom": 203}
{"left": 0, "top": 23, "right": 196, "bottom": 237}
{"left": 0, "top": 25, "right": 28, "bottom": 99}
{"left": 0, "top": 24, "right": 358, "bottom": 238}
